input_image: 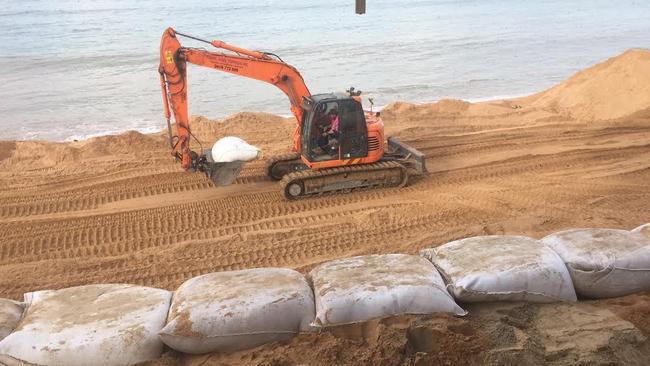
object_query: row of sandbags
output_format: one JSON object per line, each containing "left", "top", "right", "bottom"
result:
{"left": 162, "top": 256, "right": 465, "bottom": 355}
{"left": 0, "top": 256, "right": 459, "bottom": 365}
{"left": 0, "top": 224, "right": 647, "bottom": 365}
{"left": 422, "top": 226, "right": 650, "bottom": 301}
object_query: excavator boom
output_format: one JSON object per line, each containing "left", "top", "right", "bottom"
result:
{"left": 158, "top": 28, "right": 310, "bottom": 171}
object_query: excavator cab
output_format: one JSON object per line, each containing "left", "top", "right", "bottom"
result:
{"left": 300, "top": 94, "right": 369, "bottom": 163}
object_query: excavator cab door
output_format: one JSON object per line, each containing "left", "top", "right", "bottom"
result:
{"left": 338, "top": 99, "right": 368, "bottom": 159}
{"left": 300, "top": 108, "right": 313, "bottom": 159}
{"left": 301, "top": 100, "right": 339, "bottom": 162}
{"left": 301, "top": 98, "right": 368, "bottom": 162}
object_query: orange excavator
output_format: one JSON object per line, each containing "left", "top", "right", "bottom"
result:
{"left": 158, "top": 28, "right": 426, "bottom": 199}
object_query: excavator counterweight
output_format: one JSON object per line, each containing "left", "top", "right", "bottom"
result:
{"left": 158, "top": 28, "right": 427, "bottom": 198}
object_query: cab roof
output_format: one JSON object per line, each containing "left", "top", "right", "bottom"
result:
{"left": 302, "top": 93, "right": 352, "bottom": 110}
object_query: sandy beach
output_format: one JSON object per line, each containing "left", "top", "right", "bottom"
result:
{"left": 1, "top": 49, "right": 650, "bottom": 364}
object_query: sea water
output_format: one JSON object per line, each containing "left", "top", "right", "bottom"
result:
{"left": 1, "top": 0, "right": 649, "bottom": 141}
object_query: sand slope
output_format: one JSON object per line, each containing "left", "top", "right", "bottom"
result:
{"left": 1, "top": 50, "right": 650, "bottom": 364}
{"left": 522, "top": 49, "right": 650, "bottom": 121}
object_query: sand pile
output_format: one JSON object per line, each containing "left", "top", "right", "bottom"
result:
{"left": 75, "top": 131, "right": 167, "bottom": 157}
{"left": 522, "top": 49, "right": 650, "bottom": 121}
{"left": 0, "top": 141, "right": 81, "bottom": 170}
{"left": 0, "top": 131, "right": 167, "bottom": 172}
{"left": 186, "top": 113, "right": 294, "bottom": 157}
{"left": 382, "top": 49, "right": 650, "bottom": 140}
{"left": 383, "top": 99, "right": 471, "bottom": 117}
{"left": 380, "top": 97, "right": 559, "bottom": 142}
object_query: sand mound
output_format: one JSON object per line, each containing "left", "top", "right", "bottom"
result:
{"left": 425, "top": 99, "right": 471, "bottom": 114}
{"left": 0, "top": 141, "right": 81, "bottom": 170}
{"left": 379, "top": 98, "right": 534, "bottom": 141}
{"left": 188, "top": 112, "right": 291, "bottom": 142}
{"left": 381, "top": 99, "right": 471, "bottom": 120}
{"left": 75, "top": 130, "right": 167, "bottom": 157}
{"left": 0, "top": 112, "right": 292, "bottom": 173}
{"left": 385, "top": 49, "right": 650, "bottom": 128}
{"left": 523, "top": 49, "right": 650, "bottom": 121}
{"left": 184, "top": 112, "right": 294, "bottom": 157}
{"left": 0, "top": 131, "right": 167, "bottom": 171}
{"left": 381, "top": 101, "right": 418, "bottom": 116}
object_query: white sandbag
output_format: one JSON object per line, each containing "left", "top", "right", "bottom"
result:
{"left": 541, "top": 228, "right": 650, "bottom": 298}
{"left": 420, "top": 235, "right": 577, "bottom": 303}
{"left": 0, "top": 299, "right": 24, "bottom": 341}
{"left": 160, "top": 268, "right": 314, "bottom": 354}
{"left": 211, "top": 136, "right": 260, "bottom": 162}
{"left": 0, "top": 284, "right": 171, "bottom": 366}
{"left": 309, "top": 254, "right": 465, "bottom": 326}
{"left": 632, "top": 223, "right": 650, "bottom": 236}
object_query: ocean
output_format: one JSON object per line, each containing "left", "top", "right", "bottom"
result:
{"left": 1, "top": 0, "right": 649, "bottom": 141}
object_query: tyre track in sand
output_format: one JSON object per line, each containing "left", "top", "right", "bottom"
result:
{"left": 1, "top": 112, "right": 649, "bottom": 300}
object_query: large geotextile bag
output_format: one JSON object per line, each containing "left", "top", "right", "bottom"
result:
{"left": 211, "top": 136, "right": 260, "bottom": 162}
{"left": 420, "top": 235, "right": 577, "bottom": 303}
{"left": 541, "top": 228, "right": 650, "bottom": 298}
{"left": 0, "top": 299, "right": 24, "bottom": 341}
{"left": 159, "top": 268, "right": 315, "bottom": 354}
{"left": 0, "top": 284, "right": 171, "bottom": 366}
{"left": 309, "top": 254, "right": 465, "bottom": 326}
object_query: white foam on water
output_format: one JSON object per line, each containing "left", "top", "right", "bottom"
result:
{"left": 64, "top": 125, "right": 164, "bottom": 142}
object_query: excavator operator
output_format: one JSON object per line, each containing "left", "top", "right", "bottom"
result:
{"left": 317, "top": 107, "right": 340, "bottom": 157}
{"left": 325, "top": 108, "right": 340, "bottom": 152}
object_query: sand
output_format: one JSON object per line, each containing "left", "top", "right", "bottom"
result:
{"left": 139, "top": 298, "right": 650, "bottom": 366}
{"left": 1, "top": 49, "right": 650, "bottom": 364}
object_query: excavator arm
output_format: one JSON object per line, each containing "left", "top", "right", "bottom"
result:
{"left": 158, "top": 27, "right": 311, "bottom": 170}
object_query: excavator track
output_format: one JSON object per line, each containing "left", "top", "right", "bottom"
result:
{"left": 280, "top": 161, "right": 408, "bottom": 199}
{"left": 266, "top": 152, "right": 304, "bottom": 180}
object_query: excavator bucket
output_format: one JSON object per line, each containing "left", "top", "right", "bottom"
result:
{"left": 202, "top": 149, "right": 245, "bottom": 186}
{"left": 386, "top": 137, "right": 428, "bottom": 175}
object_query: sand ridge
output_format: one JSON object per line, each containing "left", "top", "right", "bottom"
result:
{"left": 522, "top": 49, "right": 650, "bottom": 121}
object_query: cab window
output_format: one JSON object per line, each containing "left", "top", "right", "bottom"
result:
{"left": 305, "top": 101, "right": 341, "bottom": 162}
